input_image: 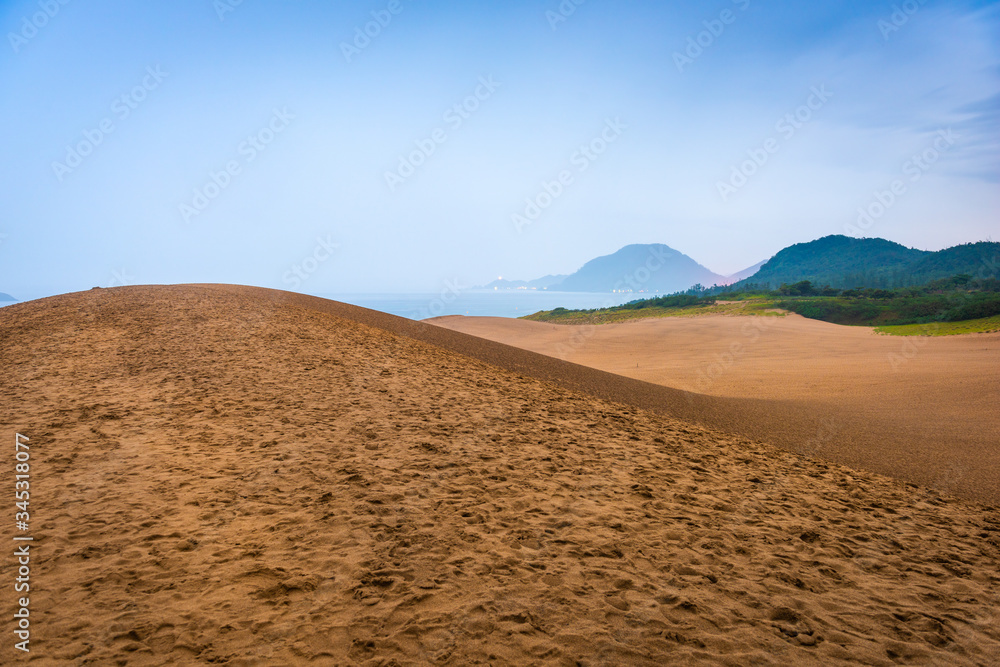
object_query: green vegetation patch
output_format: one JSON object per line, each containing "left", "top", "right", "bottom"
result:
{"left": 524, "top": 296, "right": 784, "bottom": 324}
{"left": 772, "top": 276, "right": 1000, "bottom": 327}
{"left": 524, "top": 274, "right": 1000, "bottom": 335}
{"left": 876, "top": 315, "right": 1000, "bottom": 336}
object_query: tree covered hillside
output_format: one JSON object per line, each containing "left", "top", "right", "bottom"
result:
{"left": 723, "top": 236, "right": 999, "bottom": 291}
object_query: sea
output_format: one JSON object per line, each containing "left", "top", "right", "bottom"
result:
{"left": 319, "top": 290, "right": 644, "bottom": 320}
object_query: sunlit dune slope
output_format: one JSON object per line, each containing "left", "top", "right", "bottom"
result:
{"left": 0, "top": 284, "right": 998, "bottom": 665}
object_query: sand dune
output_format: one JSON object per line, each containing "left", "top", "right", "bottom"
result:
{"left": 429, "top": 314, "right": 1000, "bottom": 505}
{"left": 1, "top": 284, "right": 999, "bottom": 665}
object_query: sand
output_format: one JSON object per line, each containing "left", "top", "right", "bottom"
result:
{"left": 429, "top": 314, "right": 1000, "bottom": 505}
{"left": 1, "top": 284, "right": 998, "bottom": 665}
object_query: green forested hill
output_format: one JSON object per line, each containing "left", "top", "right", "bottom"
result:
{"left": 903, "top": 241, "right": 1000, "bottom": 283}
{"left": 725, "top": 236, "right": 999, "bottom": 290}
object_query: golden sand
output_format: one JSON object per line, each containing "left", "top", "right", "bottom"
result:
{"left": 0, "top": 285, "right": 997, "bottom": 665}
{"left": 430, "top": 314, "right": 1000, "bottom": 505}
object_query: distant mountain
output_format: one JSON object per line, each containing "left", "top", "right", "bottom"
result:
{"left": 482, "top": 244, "right": 725, "bottom": 294}
{"left": 555, "top": 244, "right": 725, "bottom": 293}
{"left": 0, "top": 292, "right": 15, "bottom": 302}
{"left": 481, "top": 274, "right": 567, "bottom": 290}
{"left": 485, "top": 236, "right": 997, "bottom": 298}
{"left": 721, "top": 260, "right": 766, "bottom": 285}
{"left": 726, "top": 236, "right": 1000, "bottom": 290}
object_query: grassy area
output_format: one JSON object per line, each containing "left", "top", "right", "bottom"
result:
{"left": 528, "top": 302, "right": 1000, "bottom": 336}
{"left": 875, "top": 314, "right": 1000, "bottom": 336}
{"left": 523, "top": 276, "right": 1000, "bottom": 335}
{"left": 768, "top": 276, "right": 1000, "bottom": 326}
{"left": 523, "top": 298, "right": 785, "bottom": 324}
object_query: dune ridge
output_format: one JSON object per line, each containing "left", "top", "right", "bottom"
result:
{"left": 1, "top": 284, "right": 998, "bottom": 665}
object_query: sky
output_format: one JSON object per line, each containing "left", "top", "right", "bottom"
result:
{"left": 1, "top": 0, "right": 998, "bottom": 300}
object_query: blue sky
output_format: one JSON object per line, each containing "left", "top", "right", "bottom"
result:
{"left": 1, "top": 0, "right": 998, "bottom": 299}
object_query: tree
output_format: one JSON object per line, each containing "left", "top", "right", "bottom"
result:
{"left": 778, "top": 280, "right": 816, "bottom": 296}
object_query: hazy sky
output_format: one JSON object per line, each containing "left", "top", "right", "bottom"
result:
{"left": 2, "top": 0, "right": 998, "bottom": 299}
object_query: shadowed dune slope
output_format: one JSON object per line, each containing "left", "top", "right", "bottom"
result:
{"left": 428, "top": 314, "right": 1000, "bottom": 505}
{"left": 1, "top": 284, "right": 999, "bottom": 665}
